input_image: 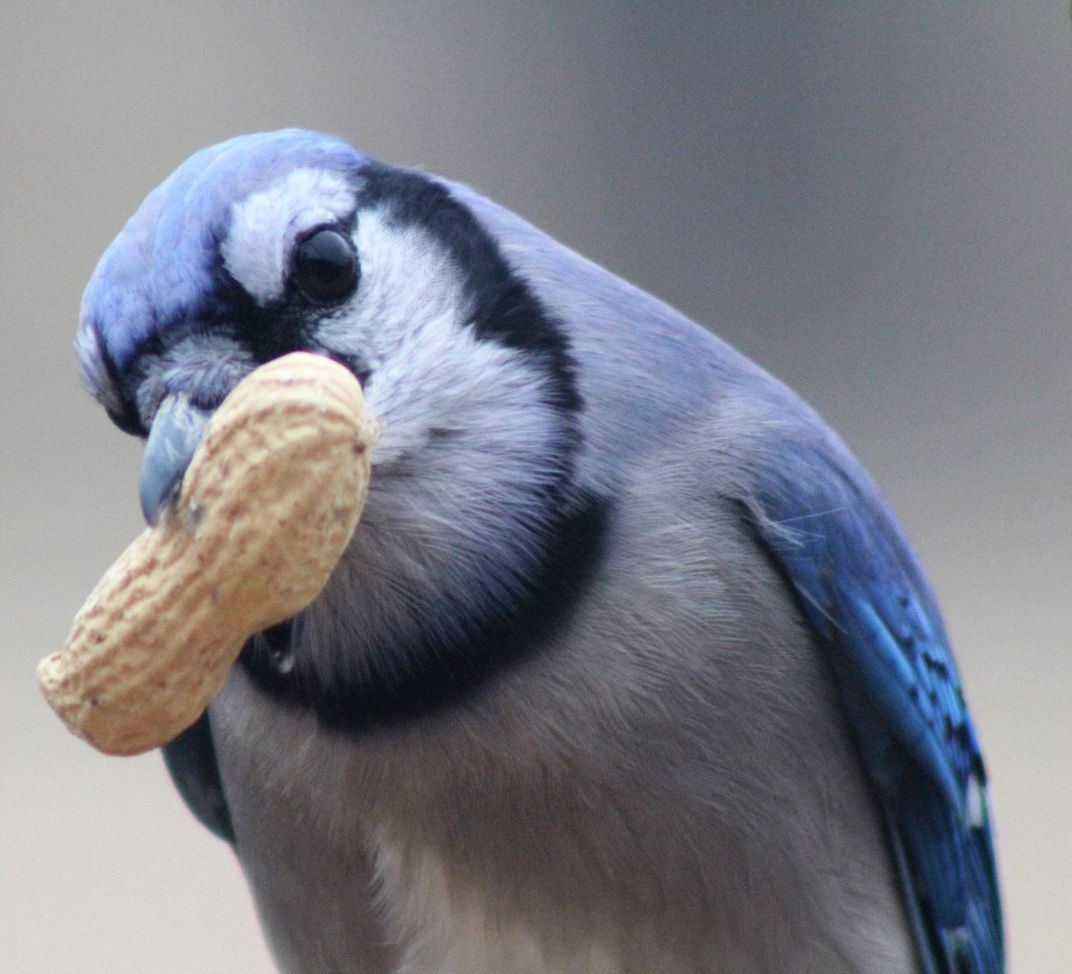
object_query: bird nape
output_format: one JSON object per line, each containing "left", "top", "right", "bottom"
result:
{"left": 75, "top": 128, "right": 1002, "bottom": 974}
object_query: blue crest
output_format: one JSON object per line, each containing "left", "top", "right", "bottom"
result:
{"left": 78, "top": 129, "right": 367, "bottom": 377}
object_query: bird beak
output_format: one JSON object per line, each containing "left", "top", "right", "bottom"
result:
{"left": 139, "top": 393, "right": 212, "bottom": 526}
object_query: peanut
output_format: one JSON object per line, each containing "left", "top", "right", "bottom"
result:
{"left": 38, "top": 352, "right": 373, "bottom": 756}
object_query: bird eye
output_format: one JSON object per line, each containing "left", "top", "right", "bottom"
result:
{"left": 292, "top": 228, "right": 358, "bottom": 303}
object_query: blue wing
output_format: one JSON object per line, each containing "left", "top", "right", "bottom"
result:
{"left": 743, "top": 412, "right": 1003, "bottom": 974}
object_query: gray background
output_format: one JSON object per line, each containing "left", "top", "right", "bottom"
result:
{"left": 2, "top": 2, "right": 1069, "bottom": 971}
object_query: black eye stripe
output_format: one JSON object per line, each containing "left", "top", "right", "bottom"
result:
{"left": 291, "top": 228, "right": 358, "bottom": 303}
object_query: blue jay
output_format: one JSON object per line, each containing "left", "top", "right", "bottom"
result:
{"left": 76, "top": 130, "right": 1002, "bottom": 974}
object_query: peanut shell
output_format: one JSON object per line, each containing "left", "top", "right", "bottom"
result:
{"left": 38, "top": 352, "right": 373, "bottom": 755}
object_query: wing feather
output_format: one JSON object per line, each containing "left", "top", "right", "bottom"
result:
{"left": 742, "top": 414, "right": 1002, "bottom": 973}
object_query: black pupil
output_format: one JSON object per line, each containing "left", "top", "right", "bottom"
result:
{"left": 294, "top": 229, "right": 355, "bottom": 301}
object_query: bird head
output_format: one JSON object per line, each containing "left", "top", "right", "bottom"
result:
{"left": 77, "top": 129, "right": 596, "bottom": 729}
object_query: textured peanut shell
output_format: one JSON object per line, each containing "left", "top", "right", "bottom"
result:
{"left": 38, "top": 353, "right": 373, "bottom": 756}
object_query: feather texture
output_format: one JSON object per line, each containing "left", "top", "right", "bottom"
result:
{"left": 744, "top": 406, "right": 1003, "bottom": 973}
{"left": 77, "top": 130, "right": 1003, "bottom": 974}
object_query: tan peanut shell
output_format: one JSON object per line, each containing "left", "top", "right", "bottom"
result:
{"left": 37, "top": 352, "right": 373, "bottom": 756}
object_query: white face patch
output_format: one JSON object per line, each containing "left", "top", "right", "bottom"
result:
{"left": 315, "top": 206, "right": 563, "bottom": 486}
{"left": 220, "top": 167, "right": 355, "bottom": 306}
{"left": 306, "top": 206, "right": 578, "bottom": 675}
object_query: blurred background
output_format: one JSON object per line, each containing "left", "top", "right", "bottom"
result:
{"left": 2, "top": 2, "right": 1069, "bottom": 971}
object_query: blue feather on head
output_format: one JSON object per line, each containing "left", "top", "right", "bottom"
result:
{"left": 77, "top": 130, "right": 366, "bottom": 395}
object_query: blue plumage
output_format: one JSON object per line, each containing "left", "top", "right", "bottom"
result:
{"left": 74, "top": 129, "right": 1003, "bottom": 973}
{"left": 80, "top": 130, "right": 364, "bottom": 373}
{"left": 749, "top": 413, "right": 1003, "bottom": 972}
